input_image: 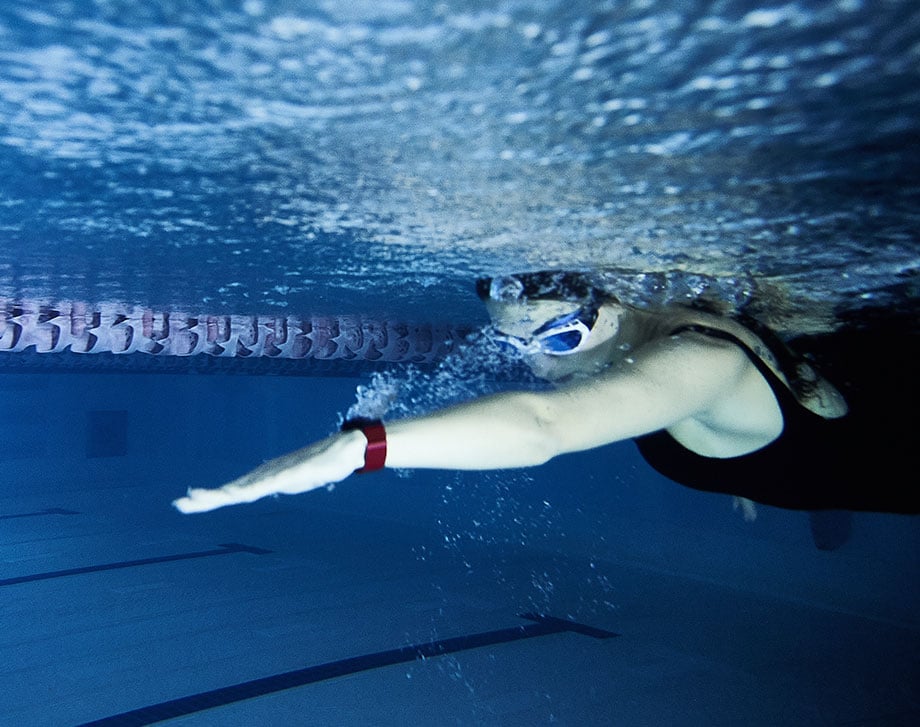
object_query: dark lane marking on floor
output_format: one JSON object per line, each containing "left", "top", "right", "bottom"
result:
{"left": 78, "top": 613, "right": 618, "bottom": 727}
{"left": 0, "top": 507, "right": 81, "bottom": 520}
{"left": 0, "top": 543, "right": 272, "bottom": 587}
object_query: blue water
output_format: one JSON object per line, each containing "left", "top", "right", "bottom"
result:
{"left": 1, "top": 1, "right": 918, "bottom": 725}
{"left": 1, "top": 0, "right": 918, "bottom": 324}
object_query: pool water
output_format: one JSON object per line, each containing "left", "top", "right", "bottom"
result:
{"left": 1, "top": 1, "right": 918, "bottom": 725}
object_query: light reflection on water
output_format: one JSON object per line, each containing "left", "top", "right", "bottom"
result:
{"left": 0, "top": 0, "right": 917, "bottom": 328}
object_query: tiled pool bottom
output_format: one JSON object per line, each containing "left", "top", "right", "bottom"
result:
{"left": 1, "top": 372, "right": 918, "bottom": 725}
{"left": 3, "top": 483, "right": 917, "bottom": 726}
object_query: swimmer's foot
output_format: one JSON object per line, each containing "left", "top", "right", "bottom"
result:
{"left": 808, "top": 510, "right": 852, "bottom": 551}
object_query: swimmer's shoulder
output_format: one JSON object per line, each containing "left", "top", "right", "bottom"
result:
{"left": 650, "top": 307, "right": 848, "bottom": 419}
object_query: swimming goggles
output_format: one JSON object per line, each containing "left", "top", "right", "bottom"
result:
{"left": 491, "top": 305, "right": 600, "bottom": 356}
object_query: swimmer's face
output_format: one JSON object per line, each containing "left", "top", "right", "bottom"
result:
{"left": 486, "top": 298, "right": 623, "bottom": 381}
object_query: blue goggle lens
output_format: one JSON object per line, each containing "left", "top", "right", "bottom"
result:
{"left": 491, "top": 304, "right": 599, "bottom": 356}
{"left": 539, "top": 328, "right": 585, "bottom": 352}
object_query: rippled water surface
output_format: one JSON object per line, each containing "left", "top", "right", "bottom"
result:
{"left": 0, "top": 0, "right": 917, "bottom": 329}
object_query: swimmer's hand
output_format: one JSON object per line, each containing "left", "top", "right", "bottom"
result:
{"left": 173, "top": 430, "right": 367, "bottom": 514}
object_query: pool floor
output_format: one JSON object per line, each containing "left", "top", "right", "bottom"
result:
{"left": 3, "top": 478, "right": 918, "bottom": 726}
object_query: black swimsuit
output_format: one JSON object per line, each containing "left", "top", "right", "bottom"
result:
{"left": 634, "top": 325, "right": 918, "bottom": 514}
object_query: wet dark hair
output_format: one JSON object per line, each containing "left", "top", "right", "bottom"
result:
{"left": 476, "top": 271, "right": 607, "bottom": 306}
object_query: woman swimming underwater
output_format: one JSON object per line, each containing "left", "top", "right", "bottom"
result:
{"left": 174, "top": 270, "right": 919, "bottom": 517}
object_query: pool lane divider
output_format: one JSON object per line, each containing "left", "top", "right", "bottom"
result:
{"left": 0, "top": 543, "right": 272, "bottom": 587}
{"left": 78, "top": 613, "right": 619, "bottom": 726}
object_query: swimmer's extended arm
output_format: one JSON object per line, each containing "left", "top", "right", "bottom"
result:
{"left": 175, "top": 334, "right": 751, "bottom": 513}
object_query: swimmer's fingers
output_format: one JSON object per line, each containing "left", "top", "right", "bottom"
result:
{"left": 173, "top": 488, "right": 242, "bottom": 514}
{"left": 173, "top": 431, "right": 367, "bottom": 514}
{"left": 173, "top": 477, "right": 283, "bottom": 513}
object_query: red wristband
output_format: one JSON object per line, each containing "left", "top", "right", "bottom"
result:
{"left": 341, "top": 418, "right": 387, "bottom": 473}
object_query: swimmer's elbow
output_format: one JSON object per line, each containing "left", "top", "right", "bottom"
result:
{"left": 509, "top": 392, "right": 571, "bottom": 465}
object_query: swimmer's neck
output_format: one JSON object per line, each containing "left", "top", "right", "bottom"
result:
{"left": 620, "top": 304, "right": 751, "bottom": 347}
{"left": 614, "top": 305, "right": 696, "bottom": 350}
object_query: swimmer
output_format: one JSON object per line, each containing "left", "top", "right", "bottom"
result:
{"left": 174, "top": 270, "right": 919, "bottom": 520}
